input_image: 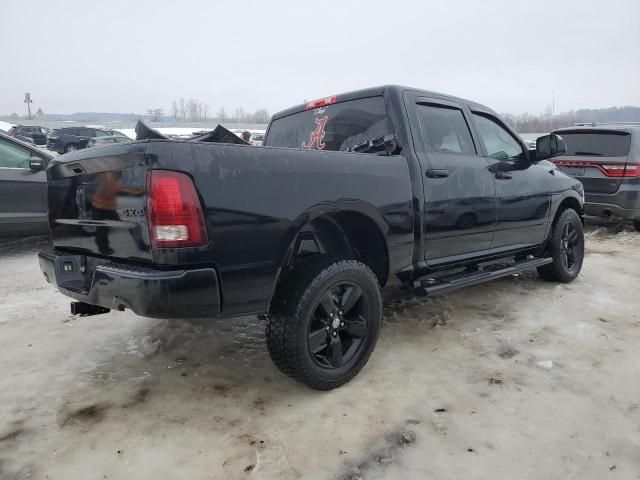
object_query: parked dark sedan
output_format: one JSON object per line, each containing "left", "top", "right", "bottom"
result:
{"left": 7, "top": 125, "right": 50, "bottom": 145}
{"left": 47, "top": 127, "right": 123, "bottom": 154}
{"left": 0, "top": 132, "right": 53, "bottom": 237}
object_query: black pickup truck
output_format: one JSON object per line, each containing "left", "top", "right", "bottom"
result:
{"left": 39, "top": 85, "right": 585, "bottom": 390}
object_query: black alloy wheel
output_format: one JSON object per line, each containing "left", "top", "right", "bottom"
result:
{"left": 537, "top": 208, "right": 584, "bottom": 282}
{"left": 308, "top": 282, "right": 369, "bottom": 369}
{"left": 559, "top": 219, "right": 581, "bottom": 274}
{"left": 266, "top": 257, "right": 382, "bottom": 390}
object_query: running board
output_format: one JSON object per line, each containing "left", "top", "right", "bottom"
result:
{"left": 413, "top": 257, "right": 552, "bottom": 296}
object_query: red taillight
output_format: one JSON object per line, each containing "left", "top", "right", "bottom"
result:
{"left": 305, "top": 95, "right": 337, "bottom": 110}
{"left": 554, "top": 160, "right": 640, "bottom": 178}
{"left": 600, "top": 163, "right": 640, "bottom": 178}
{"left": 147, "top": 170, "right": 208, "bottom": 248}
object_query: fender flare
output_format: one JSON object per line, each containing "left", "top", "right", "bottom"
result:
{"left": 265, "top": 200, "right": 390, "bottom": 311}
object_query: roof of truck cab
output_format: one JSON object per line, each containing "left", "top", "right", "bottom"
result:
{"left": 271, "top": 85, "right": 494, "bottom": 120}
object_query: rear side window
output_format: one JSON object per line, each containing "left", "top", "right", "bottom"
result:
{"left": 265, "top": 96, "right": 389, "bottom": 151}
{"left": 416, "top": 104, "right": 476, "bottom": 154}
{"left": 558, "top": 131, "right": 631, "bottom": 157}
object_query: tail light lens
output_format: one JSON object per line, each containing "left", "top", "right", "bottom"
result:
{"left": 554, "top": 160, "right": 640, "bottom": 178}
{"left": 600, "top": 163, "right": 640, "bottom": 178}
{"left": 147, "top": 170, "right": 208, "bottom": 248}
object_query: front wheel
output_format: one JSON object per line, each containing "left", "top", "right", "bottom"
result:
{"left": 64, "top": 143, "right": 78, "bottom": 153}
{"left": 537, "top": 208, "right": 584, "bottom": 282}
{"left": 634, "top": 220, "right": 640, "bottom": 232}
{"left": 266, "top": 257, "right": 382, "bottom": 390}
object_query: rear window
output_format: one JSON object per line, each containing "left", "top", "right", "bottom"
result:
{"left": 416, "top": 104, "right": 476, "bottom": 154}
{"left": 265, "top": 96, "right": 389, "bottom": 151}
{"left": 559, "top": 131, "right": 631, "bottom": 157}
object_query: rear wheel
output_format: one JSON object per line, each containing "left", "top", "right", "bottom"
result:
{"left": 537, "top": 208, "right": 584, "bottom": 282}
{"left": 266, "top": 257, "right": 382, "bottom": 390}
{"left": 634, "top": 220, "right": 640, "bottom": 232}
{"left": 64, "top": 143, "right": 78, "bottom": 153}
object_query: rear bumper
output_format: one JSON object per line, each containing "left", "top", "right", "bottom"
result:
{"left": 585, "top": 186, "right": 640, "bottom": 220}
{"left": 38, "top": 250, "right": 220, "bottom": 318}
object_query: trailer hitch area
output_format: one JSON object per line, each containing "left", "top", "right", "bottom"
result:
{"left": 70, "top": 301, "right": 111, "bottom": 316}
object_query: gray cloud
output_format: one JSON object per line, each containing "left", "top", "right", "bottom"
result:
{"left": 1, "top": 0, "right": 638, "bottom": 116}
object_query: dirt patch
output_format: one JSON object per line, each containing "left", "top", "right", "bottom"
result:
{"left": 339, "top": 422, "right": 419, "bottom": 479}
{"left": 497, "top": 344, "right": 519, "bottom": 359}
{"left": 0, "top": 427, "right": 25, "bottom": 444}
{"left": 57, "top": 402, "right": 112, "bottom": 428}
{"left": 120, "top": 387, "right": 151, "bottom": 408}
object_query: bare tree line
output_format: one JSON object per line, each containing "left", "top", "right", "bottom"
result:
{"left": 149, "top": 98, "right": 271, "bottom": 123}
{"left": 503, "top": 105, "right": 640, "bottom": 133}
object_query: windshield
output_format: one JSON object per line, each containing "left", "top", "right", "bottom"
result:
{"left": 559, "top": 131, "right": 631, "bottom": 157}
{"left": 265, "top": 96, "right": 389, "bottom": 151}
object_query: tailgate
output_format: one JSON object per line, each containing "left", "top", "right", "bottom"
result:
{"left": 553, "top": 130, "right": 632, "bottom": 194}
{"left": 46, "top": 142, "right": 152, "bottom": 261}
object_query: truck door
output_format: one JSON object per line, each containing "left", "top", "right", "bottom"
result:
{"left": 0, "top": 138, "right": 47, "bottom": 236}
{"left": 409, "top": 96, "right": 497, "bottom": 264}
{"left": 469, "top": 110, "right": 551, "bottom": 250}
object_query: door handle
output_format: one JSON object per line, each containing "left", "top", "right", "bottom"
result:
{"left": 426, "top": 168, "right": 449, "bottom": 178}
{"left": 495, "top": 171, "right": 512, "bottom": 180}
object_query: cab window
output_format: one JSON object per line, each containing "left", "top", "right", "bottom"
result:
{"left": 472, "top": 112, "right": 523, "bottom": 160}
{"left": 416, "top": 103, "right": 476, "bottom": 154}
{"left": 265, "top": 96, "right": 389, "bottom": 151}
{"left": 0, "top": 140, "right": 31, "bottom": 169}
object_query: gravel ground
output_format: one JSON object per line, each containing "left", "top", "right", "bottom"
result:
{"left": 0, "top": 224, "right": 639, "bottom": 479}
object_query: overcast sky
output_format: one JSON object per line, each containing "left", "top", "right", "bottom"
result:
{"left": 1, "top": 0, "right": 639, "bottom": 116}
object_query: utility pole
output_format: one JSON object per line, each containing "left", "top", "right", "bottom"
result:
{"left": 552, "top": 90, "right": 555, "bottom": 116}
{"left": 24, "top": 93, "right": 33, "bottom": 120}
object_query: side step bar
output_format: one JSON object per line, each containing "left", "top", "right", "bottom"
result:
{"left": 414, "top": 257, "right": 552, "bottom": 296}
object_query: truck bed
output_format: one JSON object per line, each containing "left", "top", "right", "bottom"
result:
{"left": 45, "top": 139, "right": 414, "bottom": 316}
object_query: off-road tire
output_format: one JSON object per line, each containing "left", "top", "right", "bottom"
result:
{"left": 537, "top": 208, "right": 584, "bottom": 282}
{"left": 266, "top": 256, "right": 382, "bottom": 390}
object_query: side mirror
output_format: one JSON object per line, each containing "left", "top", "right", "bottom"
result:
{"left": 29, "top": 156, "right": 45, "bottom": 171}
{"left": 536, "top": 134, "right": 567, "bottom": 161}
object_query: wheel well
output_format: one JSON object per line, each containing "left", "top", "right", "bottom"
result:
{"left": 289, "top": 212, "right": 389, "bottom": 287}
{"left": 556, "top": 196, "right": 584, "bottom": 221}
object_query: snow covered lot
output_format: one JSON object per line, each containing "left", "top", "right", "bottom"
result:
{"left": 0, "top": 224, "right": 639, "bottom": 479}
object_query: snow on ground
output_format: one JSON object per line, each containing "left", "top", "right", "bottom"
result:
{"left": 0, "top": 223, "right": 639, "bottom": 479}
{"left": 0, "top": 120, "right": 15, "bottom": 132}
